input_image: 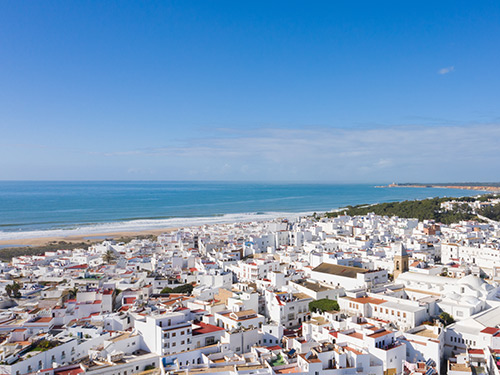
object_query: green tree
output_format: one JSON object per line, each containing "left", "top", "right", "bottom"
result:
{"left": 325, "top": 197, "right": 478, "bottom": 225}
{"left": 68, "top": 287, "right": 79, "bottom": 299}
{"left": 439, "top": 312, "right": 454, "bottom": 326}
{"left": 173, "top": 284, "right": 194, "bottom": 294}
{"left": 161, "top": 283, "right": 194, "bottom": 294}
{"left": 6, "top": 281, "right": 22, "bottom": 298}
{"left": 102, "top": 250, "right": 116, "bottom": 264}
{"left": 479, "top": 203, "right": 500, "bottom": 221}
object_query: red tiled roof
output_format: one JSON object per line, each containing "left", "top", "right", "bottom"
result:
{"left": 348, "top": 296, "right": 386, "bottom": 305}
{"left": 345, "top": 331, "right": 363, "bottom": 340}
{"left": 66, "top": 265, "right": 87, "bottom": 269}
{"left": 481, "top": 327, "right": 499, "bottom": 335}
{"left": 469, "top": 349, "right": 484, "bottom": 355}
{"left": 266, "top": 345, "right": 282, "bottom": 350}
{"left": 54, "top": 365, "right": 84, "bottom": 375}
{"left": 368, "top": 330, "right": 392, "bottom": 339}
{"left": 32, "top": 317, "right": 53, "bottom": 323}
{"left": 192, "top": 322, "right": 225, "bottom": 336}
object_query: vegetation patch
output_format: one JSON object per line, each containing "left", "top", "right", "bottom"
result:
{"left": 30, "top": 339, "right": 57, "bottom": 352}
{"left": 325, "top": 197, "right": 483, "bottom": 224}
{"left": 161, "top": 283, "right": 194, "bottom": 294}
{"left": 309, "top": 299, "right": 339, "bottom": 313}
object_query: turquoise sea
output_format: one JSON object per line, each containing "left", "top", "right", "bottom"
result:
{"left": 0, "top": 181, "right": 481, "bottom": 240}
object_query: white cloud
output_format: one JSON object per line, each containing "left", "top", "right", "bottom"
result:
{"left": 98, "top": 123, "right": 500, "bottom": 182}
{"left": 438, "top": 66, "right": 455, "bottom": 75}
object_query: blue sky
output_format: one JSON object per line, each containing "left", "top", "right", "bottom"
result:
{"left": 1, "top": 1, "right": 499, "bottom": 182}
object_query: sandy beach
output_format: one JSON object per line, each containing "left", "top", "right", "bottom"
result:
{"left": 0, "top": 228, "right": 177, "bottom": 247}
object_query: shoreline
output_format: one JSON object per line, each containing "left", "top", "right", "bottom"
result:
{"left": 1, "top": 184, "right": 496, "bottom": 249}
{"left": 0, "top": 228, "right": 177, "bottom": 247}
{"left": 386, "top": 184, "right": 500, "bottom": 192}
{"left": 0, "top": 211, "right": 313, "bottom": 246}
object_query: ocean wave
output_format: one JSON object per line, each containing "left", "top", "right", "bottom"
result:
{"left": 0, "top": 211, "right": 313, "bottom": 241}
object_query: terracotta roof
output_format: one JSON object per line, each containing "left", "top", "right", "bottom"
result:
{"left": 347, "top": 296, "right": 386, "bottom": 305}
{"left": 266, "top": 345, "right": 282, "bottom": 350}
{"left": 192, "top": 322, "right": 225, "bottom": 336}
{"left": 481, "top": 327, "right": 499, "bottom": 335}
{"left": 468, "top": 349, "right": 484, "bottom": 355}
{"left": 345, "top": 331, "right": 363, "bottom": 340}
{"left": 368, "top": 330, "right": 391, "bottom": 339}
{"left": 33, "top": 317, "right": 53, "bottom": 323}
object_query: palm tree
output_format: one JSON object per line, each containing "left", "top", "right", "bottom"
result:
{"left": 5, "top": 284, "right": 12, "bottom": 297}
{"left": 6, "top": 281, "right": 21, "bottom": 298}
{"left": 102, "top": 250, "right": 116, "bottom": 264}
{"left": 68, "top": 286, "right": 79, "bottom": 299}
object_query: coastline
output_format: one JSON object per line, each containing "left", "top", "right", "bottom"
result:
{"left": 1, "top": 182, "right": 495, "bottom": 249}
{"left": 0, "top": 211, "right": 313, "bottom": 245}
{"left": 0, "top": 228, "right": 177, "bottom": 247}
{"left": 387, "top": 183, "right": 500, "bottom": 192}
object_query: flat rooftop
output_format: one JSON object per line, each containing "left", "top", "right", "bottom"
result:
{"left": 312, "top": 263, "right": 369, "bottom": 278}
{"left": 295, "top": 280, "right": 336, "bottom": 292}
{"left": 413, "top": 328, "right": 438, "bottom": 339}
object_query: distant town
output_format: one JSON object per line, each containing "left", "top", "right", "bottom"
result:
{"left": 1, "top": 194, "right": 500, "bottom": 375}
{"left": 386, "top": 182, "right": 500, "bottom": 193}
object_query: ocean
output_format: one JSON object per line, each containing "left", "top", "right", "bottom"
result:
{"left": 0, "top": 181, "right": 481, "bottom": 240}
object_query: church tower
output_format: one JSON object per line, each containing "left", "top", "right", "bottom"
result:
{"left": 393, "top": 242, "right": 409, "bottom": 280}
